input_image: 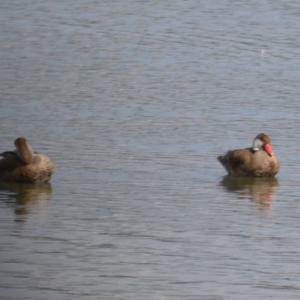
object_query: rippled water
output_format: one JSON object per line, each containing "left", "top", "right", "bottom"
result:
{"left": 1, "top": 1, "right": 300, "bottom": 299}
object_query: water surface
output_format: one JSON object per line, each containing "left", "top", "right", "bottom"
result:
{"left": 1, "top": 1, "right": 300, "bottom": 299}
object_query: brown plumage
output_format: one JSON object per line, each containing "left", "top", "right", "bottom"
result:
{"left": 218, "top": 133, "right": 280, "bottom": 177}
{"left": 0, "top": 137, "right": 53, "bottom": 183}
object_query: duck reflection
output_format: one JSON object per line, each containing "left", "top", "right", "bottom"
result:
{"left": 220, "top": 176, "right": 278, "bottom": 208}
{"left": 0, "top": 182, "right": 52, "bottom": 218}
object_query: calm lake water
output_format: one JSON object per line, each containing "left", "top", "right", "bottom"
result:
{"left": 1, "top": 1, "right": 300, "bottom": 299}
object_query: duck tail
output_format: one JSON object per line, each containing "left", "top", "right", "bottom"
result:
{"left": 217, "top": 154, "right": 230, "bottom": 173}
{"left": 217, "top": 155, "right": 226, "bottom": 166}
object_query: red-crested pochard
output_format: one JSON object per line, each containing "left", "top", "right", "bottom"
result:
{"left": 0, "top": 137, "right": 53, "bottom": 183}
{"left": 218, "top": 133, "right": 280, "bottom": 177}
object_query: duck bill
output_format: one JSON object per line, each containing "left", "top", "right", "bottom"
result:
{"left": 263, "top": 144, "right": 273, "bottom": 156}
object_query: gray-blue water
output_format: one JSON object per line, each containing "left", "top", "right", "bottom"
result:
{"left": 1, "top": 1, "right": 300, "bottom": 299}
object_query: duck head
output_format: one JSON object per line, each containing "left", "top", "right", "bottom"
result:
{"left": 15, "top": 137, "right": 34, "bottom": 164}
{"left": 252, "top": 133, "right": 273, "bottom": 156}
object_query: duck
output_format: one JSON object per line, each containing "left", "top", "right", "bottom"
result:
{"left": 0, "top": 137, "right": 53, "bottom": 183}
{"left": 217, "top": 133, "right": 280, "bottom": 177}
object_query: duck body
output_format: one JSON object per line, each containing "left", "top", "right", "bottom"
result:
{"left": 0, "top": 137, "right": 53, "bottom": 183}
{"left": 218, "top": 133, "right": 280, "bottom": 177}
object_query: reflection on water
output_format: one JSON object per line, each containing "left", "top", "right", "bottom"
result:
{"left": 0, "top": 182, "right": 52, "bottom": 219}
{"left": 220, "top": 176, "right": 278, "bottom": 208}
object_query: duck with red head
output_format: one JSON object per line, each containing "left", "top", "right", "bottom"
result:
{"left": 218, "top": 133, "right": 280, "bottom": 177}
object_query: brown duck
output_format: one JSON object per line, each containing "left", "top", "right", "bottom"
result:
{"left": 218, "top": 133, "right": 280, "bottom": 177}
{"left": 0, "top": 137, "right": 53, "bottom": 183}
